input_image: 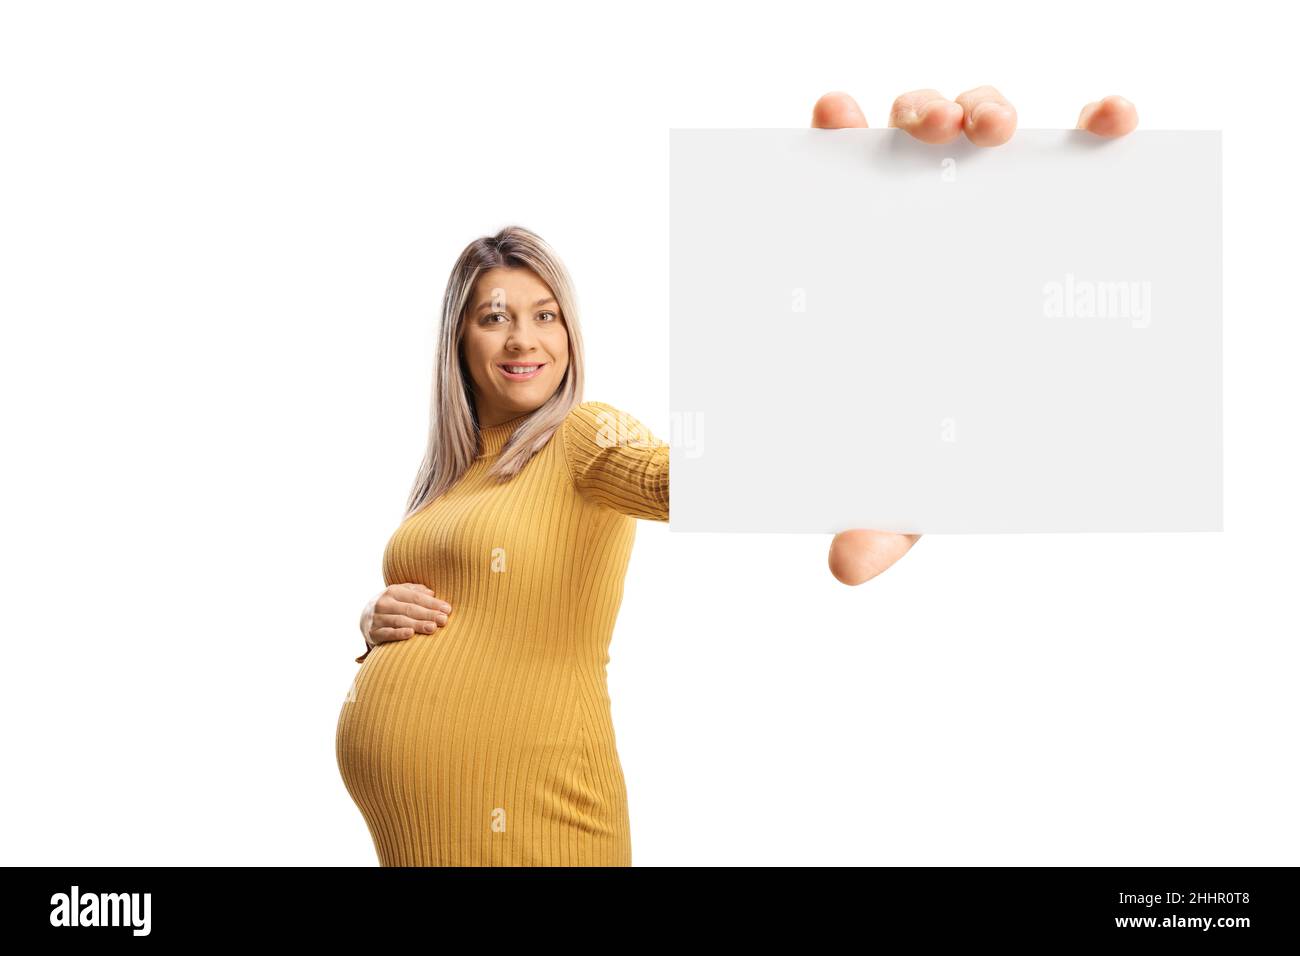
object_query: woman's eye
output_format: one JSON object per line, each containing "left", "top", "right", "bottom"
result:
{"left": 482, "top": 311, "right": 555, "bottom": 324}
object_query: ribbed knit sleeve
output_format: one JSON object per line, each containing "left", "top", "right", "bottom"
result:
{"left": 561, "top": 401, "right": 669, "bottom": 521}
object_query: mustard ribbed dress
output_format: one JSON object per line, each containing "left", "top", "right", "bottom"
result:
{"left": 335, "top": 401, "right": 669, "bottom": 866}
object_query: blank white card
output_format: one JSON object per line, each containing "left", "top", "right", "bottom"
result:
{"left": 668, "top": 129, "right": 1222, "bottom": 534}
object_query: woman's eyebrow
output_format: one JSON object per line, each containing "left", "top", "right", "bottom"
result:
{"left": 474, "top": 296, "right": 557, "bottom": 312}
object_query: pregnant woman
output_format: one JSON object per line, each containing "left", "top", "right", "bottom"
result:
{"left": 335, "top": 224, "right": 669, "bottom": 866}
{"left": 336, "top": 87, "right": 1138, "bottom": 867}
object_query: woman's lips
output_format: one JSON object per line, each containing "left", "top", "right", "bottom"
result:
{"left": 497, "top": 362, "right": 546, "bottom": 381}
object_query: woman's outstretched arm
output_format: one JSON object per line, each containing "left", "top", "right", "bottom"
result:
{"left": 561, "top": 401, "right": 669, "bottom": 522}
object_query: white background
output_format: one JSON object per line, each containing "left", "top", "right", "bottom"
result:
{"left": 1, "top": 0, "right": 1295, "bottom": 866}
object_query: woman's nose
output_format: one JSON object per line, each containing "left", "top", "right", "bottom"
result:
{"left": 505, "top": 327, "right": 538, "bottom": 350}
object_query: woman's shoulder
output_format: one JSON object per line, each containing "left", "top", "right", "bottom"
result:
{"left": 561, "top": 400, "right": 625, "bottom": 435}
{"left": 562, "top": 401, "right": 660, "bottom": 445}
{"left": 564, "top": 399, "right": 619, "bottom": 419}
{"left": 561, "top": 401, "right": 617, "bottom": 450}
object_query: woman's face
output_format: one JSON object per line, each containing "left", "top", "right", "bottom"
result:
{"left": 460, "top": 266, "right": 570, "bottom": 426}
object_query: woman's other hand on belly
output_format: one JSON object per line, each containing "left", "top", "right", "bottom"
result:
{"left": 360, "top": 583, "right": 452, "bottom": 651}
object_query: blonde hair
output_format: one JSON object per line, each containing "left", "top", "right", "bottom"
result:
{"left": 403, "top": 225, "right": 585, "bottom": 519}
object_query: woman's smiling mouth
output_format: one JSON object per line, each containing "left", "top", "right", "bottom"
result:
{"left": 496, "top": 362, "right": 546, "bottom": 381}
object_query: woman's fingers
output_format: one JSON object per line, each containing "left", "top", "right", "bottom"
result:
{"left": 1077, "top": 95, "right": 1138, "bottom": 137}
{"left": 382, "top": 599, "right": 438, "bottom": 622}
{"left": 955, "top": 85, "right": 1017, "bottom": 146}
{"left": 393, "top": 584, "right": 439, "bottom": 608}
{"left": 828, "top": 530, "right": 921, "bottom": 585}
{"left": 374, "top": 609, "right": 446, "bottom": 632}
{"left": 386, "top": 584, "right": 451, "bottom": 613}
{"left": 379, "top": 607, "right": 447, "bottom": 624}
{"left": 398, "top": 601, "right": 449, "bottom": 625}
{"left": 415, "top": 587, "right": 452, "bottom": 612}
{"left": 364, "top": 583, "right": 454, "bottom": 647}
{"left": 373, "top": 613, "right": 433, "bottom": 629}
{"left": 817, "top": 89, "right": 1132, "bottom": 144}
{"left": 811, "top": 91, "right": 868, "bottom": 129}
{"left": 889, "top": 89, "right": 965, "bottom": 144}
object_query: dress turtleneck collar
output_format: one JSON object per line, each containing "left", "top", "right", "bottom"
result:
{"left": 475, "top": 412, "right": 532, "bottom": 458}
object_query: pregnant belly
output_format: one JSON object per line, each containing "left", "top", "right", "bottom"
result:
{"left": 336, "top": 632, "right": 585, "bottom": 791}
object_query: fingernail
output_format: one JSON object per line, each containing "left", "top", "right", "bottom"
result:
{"left": 970, "top": 102, "right": 1008, "bottom": 130}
